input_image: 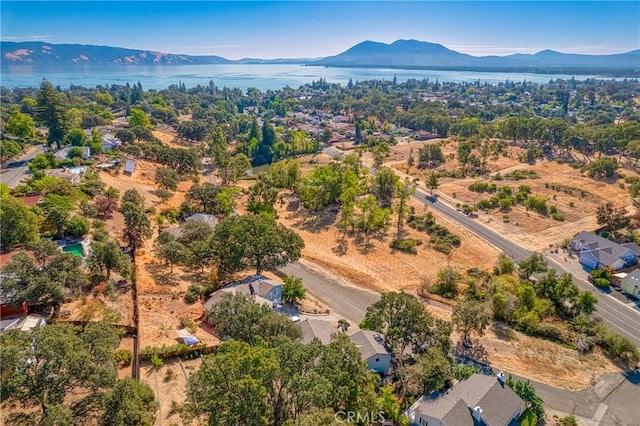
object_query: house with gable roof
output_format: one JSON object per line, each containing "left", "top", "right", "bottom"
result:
{"left": 406, "top": 373, "right": 526, "bottom": 426}
{"left": 348, "top": 329, "right": 393, "bottom": 375}
{"left": 571, "top": 231, "right": 640, "bottom": 271}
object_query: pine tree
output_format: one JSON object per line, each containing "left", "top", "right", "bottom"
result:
{"left": 35, "top": 80, "right": 69, "bottom": 149}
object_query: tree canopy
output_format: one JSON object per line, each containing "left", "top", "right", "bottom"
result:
{"left": 212, "top": 215, "right": 304, "bottom": 275}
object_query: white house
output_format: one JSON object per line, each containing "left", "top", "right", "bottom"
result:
{"left": 348, "top": 330, "right": 393, "bottom": 376}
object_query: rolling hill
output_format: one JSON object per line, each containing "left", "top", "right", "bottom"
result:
{"left": 314, "top": 39, "right": 640, "bottom": 72}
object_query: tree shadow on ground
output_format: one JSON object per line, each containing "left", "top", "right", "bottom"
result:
{"left": 332, "top": 238, "right": 348, "bottom": 256}
{"left": 288, "top": 207, "right": 339, "bottom": 234}
{"left": 179, "top": 270, "right": 208, "bottom": 285}
{"left": 353, "top": 234, "right": 375, "bottom": 255}
{"left": 454, "top": 339, "right": 489, "bottom": 364}
{"left": 145, "top": 263, "right": 179, "bottom": 287}
{"left": 491, "top": 322, "right": 516, "bottom": 342}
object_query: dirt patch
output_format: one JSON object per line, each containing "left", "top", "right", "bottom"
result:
{"left": 140, "top": 357, "right": 202, "bottom": 426}
{"left": 138, "top": 293, "right": 219, "bottom": 349}
{"left": 477, "top": 323, "right": 621, "bottom": 390}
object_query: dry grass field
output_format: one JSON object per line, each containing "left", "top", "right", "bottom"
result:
{"left": 426, "top": 304, "right": 621, "bottom": 391}
{"left": 276, "top": 197, "right": 500, "bottom": 293}
{"left": 140, "top": 358, "right": 202, "bottom": 426}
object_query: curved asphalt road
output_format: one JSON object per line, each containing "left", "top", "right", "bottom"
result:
{"left": 324, "top": 146, "right": 640, "bottom": 347}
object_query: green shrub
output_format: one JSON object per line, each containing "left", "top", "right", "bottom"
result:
{"left": 519, "top": 409, "right": 538, "bottom": 426}
{"left": 594, "top": 278, "right": 610, "bottom": 288}
{"left": 453, "top": 364, "right": 481, "bottom": 380}
{"left": 183, "top": 285, "right": 203, "bottom": 305}
{"left": 114, "top": 349, "right": 133, "bottom": 367}
{"left": 150, "top": 353, "right": 163, "bottom": 371}
{"left": 67, "top": 216, "right": 90, "bottom": 237}
{"left": 558, "top": 415, "right": 578, "bottom": 426}
{"left": 179, "top": 317, "right": 198, "bottom": 333}
{"left": 183, "top": 292, "right": 199, "bottom": 304}
{"left": 390, "top": 238, "right": 423, "bottom": 254}
{"left": 502, "top": 170, "right": 539, "bottom": 180}
{"left": 468, "top": 182, "right": 498, "bottom": 193}
{"left": 536, "top": 324, "right": 564, "bottom": 342}
{"left": 598, "top": 328, "right": 640, "bottom": 366}
{"left": 551, "top": 213, "right": 565, "bottom": 221}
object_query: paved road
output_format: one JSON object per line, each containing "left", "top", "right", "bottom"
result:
{"left": 324, "top": 146, "right": 640, "bottom": 347}
{"left": 280, "top": 260, "right": 380, "bottom": 325}
{"left": 0, "top": 145, "right": 44, "bottom": 188}
{"left": 506, "top": 370, "right": 640, "bottom": 425}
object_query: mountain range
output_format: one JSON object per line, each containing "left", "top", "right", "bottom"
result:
{"left": 2, "top": 40, "right": 639, "bottom": 74}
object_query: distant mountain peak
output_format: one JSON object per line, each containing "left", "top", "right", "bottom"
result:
{"left": 314, "top": 39, "right": 640, "bottom": 72}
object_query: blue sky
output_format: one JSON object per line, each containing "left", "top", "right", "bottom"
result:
{"left": 2, "top": 1, "right": 639, "bottom": 59}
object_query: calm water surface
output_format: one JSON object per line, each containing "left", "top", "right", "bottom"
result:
{"left": 0, "top": 64, "right": 613, "bottom": 91}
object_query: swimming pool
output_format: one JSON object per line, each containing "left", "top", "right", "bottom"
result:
{"left": 62, "top": 243, "right": 84, "bottom": 257}
{"left": 69, "top": 167, "right": 85, "bottom": 174}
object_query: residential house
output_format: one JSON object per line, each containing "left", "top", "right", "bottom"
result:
{"left": 165, "top": 213, "right": 219, "bottom": 238}
{"left": 415, "top": 130, "right": 440, "bottom": 140}
{"left": 203, "top": 275, "right": 284, "bottom": 313}
{"left": 349, "top": 330, "right": 393, "bottom": 375}
{"left": 46, "top": 167, "right": 84, "bottom": 185}
{"left": 621, "top": 269, "right": 640, "bottom": 298}
{"left": 101, "top": 133, "right": 122, "bottom": 152}
{"left": 55, "top": 146, "right": 91, "bottom": 161}
{"left": 299, "top": 319, "right": 336, "bottom": 344}
{"left": 406, "top": 373, "right": 526, "bottom": 426}
{"left": 571, "top": 231, "right": 640, "bottom": 271}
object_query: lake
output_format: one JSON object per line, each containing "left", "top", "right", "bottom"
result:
{"left": 0, "top": 63, "right": 613, "bottom": 91}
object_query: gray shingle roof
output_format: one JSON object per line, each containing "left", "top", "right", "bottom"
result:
{"left": 348, "top": 330, "right": 391, "bottom": 360}
{"left": 203, "top": 276, "right": 283, "bottom": 312}
{"left": 414, "top": 374, "right": 525, "bottom": 425}
{"left": 164, "top": 213, "right": 219, "bottom": 239}
{"left": 573, "top": 231, "right": 638, "bottom": 268}
{"left": 440, "top": 399, "right": 475, "bottom": 426}
{"left": 476, "top": 380, "right": 526, "bottom": 425}
{"left": 299, "top": 319, "right": 335, "bottom": 344}
{"left": 186, "top": 213, "right": 219, "bottom": 228}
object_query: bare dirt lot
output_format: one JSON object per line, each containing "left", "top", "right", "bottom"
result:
{"left": 387, "top": 140, "right": 636, "bottom": 251}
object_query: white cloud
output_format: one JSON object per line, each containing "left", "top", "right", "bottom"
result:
{"left": 2, "top": 35, "right": 53, "bottom": 42}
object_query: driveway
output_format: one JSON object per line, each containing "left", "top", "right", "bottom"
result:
{"left": 521, "top": 371, "right": 640, "bottom": 426}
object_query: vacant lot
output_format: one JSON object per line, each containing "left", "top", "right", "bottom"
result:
{"left": 277, "top": 197, "right": 500, "bottom": 293}
{"left": 427, "top": 304, "right": 621, "bottom": 391}
{"left": 99, "top": 153, "right": 216, "bottom": 350}
{"left": 141, "top": 357, "right": 202, "bottom": 426}
{"left": 387, "top": 140, "right": 636, "bottom": 251}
